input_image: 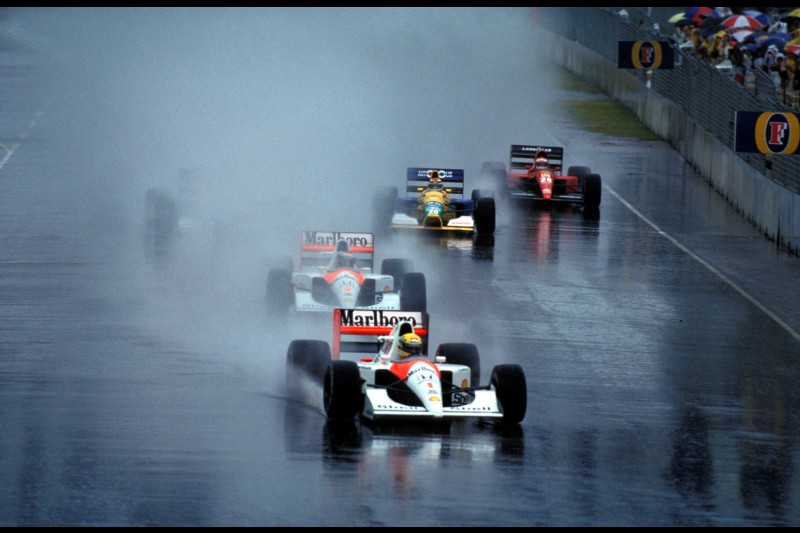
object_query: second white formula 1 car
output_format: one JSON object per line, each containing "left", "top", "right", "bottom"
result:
{"left": 266, "top": 231, "right": 427, "bottom": 318}
{"left": 286, "top": 309, "right": 527, "bottom": 425}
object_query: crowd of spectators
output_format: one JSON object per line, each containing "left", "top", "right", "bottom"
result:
{"left": 665, "top": 7, "right": 800, "bottom": 105}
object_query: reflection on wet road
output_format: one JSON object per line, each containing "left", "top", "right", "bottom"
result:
{"left": 2, "top": 8, "right": 800, "bottom": 527}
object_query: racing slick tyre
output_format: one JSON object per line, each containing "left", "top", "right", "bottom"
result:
{"left": 583, "top": 173, "right": 602, "bottom": 209}
{"left": 490, "top": 364, "right": 527, "bottom": 424}
{"left": 399, "top": 272, "right": 427, "bottom": 312}
{"left": 324, "top": 360, "right": 364, "bottom": 421}
{"left": 266, "top": 268, "right": 294, "bottom": 318}
{"left": 381, "top": 258, "right": 414, "bottom": 291}
{"left": 473, "top": 196, "right": 496, "bottom": 235}
{"left": 567, "top": 166, "right": 591, "bottom": 180}
{"left": 436, "top": 343, "right": 480, "bottom": 387}
{"left": 145, "top": 188, "right": 178, "bottom": 252}
{"left": 372, "top": 186, "right": 398, "bottom": 236}
{"left": 286, "top": 340, "right": 331, "bottom": 385}
{"left": 267, "top": 255, "right": 293, "bottom": 273}
{"left": 471, "top": 189, "right": 494, "bottom": 204}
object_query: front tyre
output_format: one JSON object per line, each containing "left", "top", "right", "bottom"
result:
{"left": 471, "top": 189, "right": 494, "bottom": 204}
{"left": 145, "top": 188, "right": 177, "bottom": 252}
{"left": 490, "top": 364, "right": 527, "bottom": 424}
{"left": 324, "top": 360, "right": 364, "bottom": 421}
{"left": 474, "top": 196, "right": 496, "bottom": 235}
{"left": 266, "top": 268, "right": 293, "bottom": 317}
{"left": 583, "top": 174, "right": 602, "bottom": 208}
{"left": 399, "top": 272, "right": 426, "bottom": 312}
{"left": 286, "top": 339, "right": 331, "bottom": 385}
{"left": 436, "top": 343, "right": 480, "bottom": 386}
{"left": 381, "top": 258, "right": 414, "bottom": 291}
{"left": 372, "top": 186, "right": 398, "bottom": 236}
{"left": 567, "top": 166, "right": 591, "bottom": 180}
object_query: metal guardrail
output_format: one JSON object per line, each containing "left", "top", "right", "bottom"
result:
{"left": 541, "top": 7, "right": 800, "bottom": 195}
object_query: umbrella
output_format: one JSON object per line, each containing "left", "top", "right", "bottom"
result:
{"left": 757, "top": 36, "right": 787, "bottom": 51}
{"left": 784, "top": 44, "right": 800, "bottom": 55}
{"left": 744, "top": 30, "right": 772, "bottom": 43}
{"left": 743, "top": 10, "right": 770, "bottom": 27}
{"left": 770, "top": 32, "right": 792, "bottom": 42}
{"left": 731, "top": 29, "right": 754, "bottom": 43}
{"left": 743, "top": 42, "right": 761, "bottom": 53}
{"left": 721, "top": 15, "right": 764, "bottom": 30}
{"left": 781, "top": 8, "right": 800, "bottom": 20}
{"left": 669, "top": 11, "right": 686, "bottom": 24}
{"left": 700, "top": 23, "right": 726, "bottom": 40}
{"left": 685, "top": 7, "right": 715, "bottom": 25}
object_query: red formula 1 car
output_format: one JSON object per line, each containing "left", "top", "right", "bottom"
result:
{"left": 484, "top": 145, "right": 601, "bottom": 209}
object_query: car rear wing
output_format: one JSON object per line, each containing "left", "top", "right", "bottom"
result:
{"left": 332, "top": 308, "right": 429, "bottom": 360}
{"left": 404, "top": 167, "right": 465, "bottom": 199}
{"left": 509, "top": 145, "right": 563, "bottom": 174}
{"left": 298, "top": 231, "right": 375, "bottom": 271}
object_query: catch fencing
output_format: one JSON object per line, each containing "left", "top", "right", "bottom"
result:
{"left": 541, "top": 7, "right": 800, "bottom": 195}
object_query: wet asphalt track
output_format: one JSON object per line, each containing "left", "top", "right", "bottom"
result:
{"left": 2, "top": 8, "right": 800, "bottom": 526}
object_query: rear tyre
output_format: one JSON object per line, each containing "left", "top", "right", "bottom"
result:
{"left": 399, "top": 272, "right": 426, "bottom": 312}
{"left": 381, "top": 258, "right": 414, "bottom": 291}
{"left": 474, "top": 196, "right": 496, "bottom": 235}
{"left": 286, "top": 340, "right": 331, "bottom": 385}
{"left": 324, "top": 360, "right": 364, "bottom": 421}
{"left": 266, "top": 268, "right": 293, "bottom": 317}
{"left": 583, "top": 174, "right": 602, "bottom": 208}
{"left": 490, "top": 364, "right": 527, "bottom": 424}
{"left": 436, "top": 343, "right": 480, "bottom": 386}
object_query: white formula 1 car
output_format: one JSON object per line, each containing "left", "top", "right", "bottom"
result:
{"left": 266, "top": 231, "right": 427, "bottom": 317}
{"left": 286, "top": 309, "right": 527, "bottom": 425}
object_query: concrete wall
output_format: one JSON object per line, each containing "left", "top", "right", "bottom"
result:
{"left": 550, "top": 34, "right": 800, "bottom": 256}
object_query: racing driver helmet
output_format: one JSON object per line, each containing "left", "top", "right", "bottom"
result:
{"left": 427, "top": 169, "right": 444, "bottom": 191}
{"left": 534, "top": 156, "right": 549, "bottom": 170}
{"left": 335, "top": 251, "right": 356, "bottom": 269}
{"left": 396, "top": 332, "right": 423, "bottom": 359}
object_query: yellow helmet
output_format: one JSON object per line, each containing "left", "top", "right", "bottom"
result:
{"left": 397, "top": 332, "right": 423, "bottom": 358}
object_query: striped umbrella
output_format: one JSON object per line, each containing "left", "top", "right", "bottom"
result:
{"left": 785, "top": 44, "right": 800, "bottom": 56}
{"left": 721, "top": 15, "right": 764, "bottom": 30}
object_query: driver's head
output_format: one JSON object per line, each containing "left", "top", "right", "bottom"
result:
{"left": 336, "top": 251, "right": 355, "bottom": 269}
{"left": 427, "top": 170, "right": 444, "bottom": 190}
{"left": 397, "top": 332, "right": 423, "bottom": 359}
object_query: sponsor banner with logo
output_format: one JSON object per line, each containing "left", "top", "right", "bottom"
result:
{"left": 617, "top": 40, "right": 674, "bottom": 70}
{"left": 734, "top": 112, "right": 800, "bottom": 155}
{"left": 333, "top": 309, "right": 429, "bottom": 359}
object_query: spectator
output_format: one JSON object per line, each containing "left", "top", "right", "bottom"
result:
{"left": 759, "top": 44, "right": 780, "bottom": 74}
{"left": 707, "top": 30, "right": 729, "bottom": 63}
{"left": 767, "top": 13, "right": 788, "bottom": 34}
{"left": 729, "top": 44, "right": 746, "bottom": 85}
{"left": 715, "top": 7, "right": 734, "bottom": 19}
{"left": 772, "top": 53, "right": 789, "bottom": 91}
{"left": 691, "top": 27, "right": 707, "bottom": 59}
{"left": 671, "top": 22, "right": 689, "bottom": 45}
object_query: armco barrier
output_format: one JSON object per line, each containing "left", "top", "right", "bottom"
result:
{"left": 543, "top": 13, "right": 800, "bottom": 256}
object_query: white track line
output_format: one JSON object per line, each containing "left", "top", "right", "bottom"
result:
{"left": 606, "top": 183, "right": 800, "bottom": 342}
{"left": 0, "top": 110, "right": 43, "bottom": 171}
